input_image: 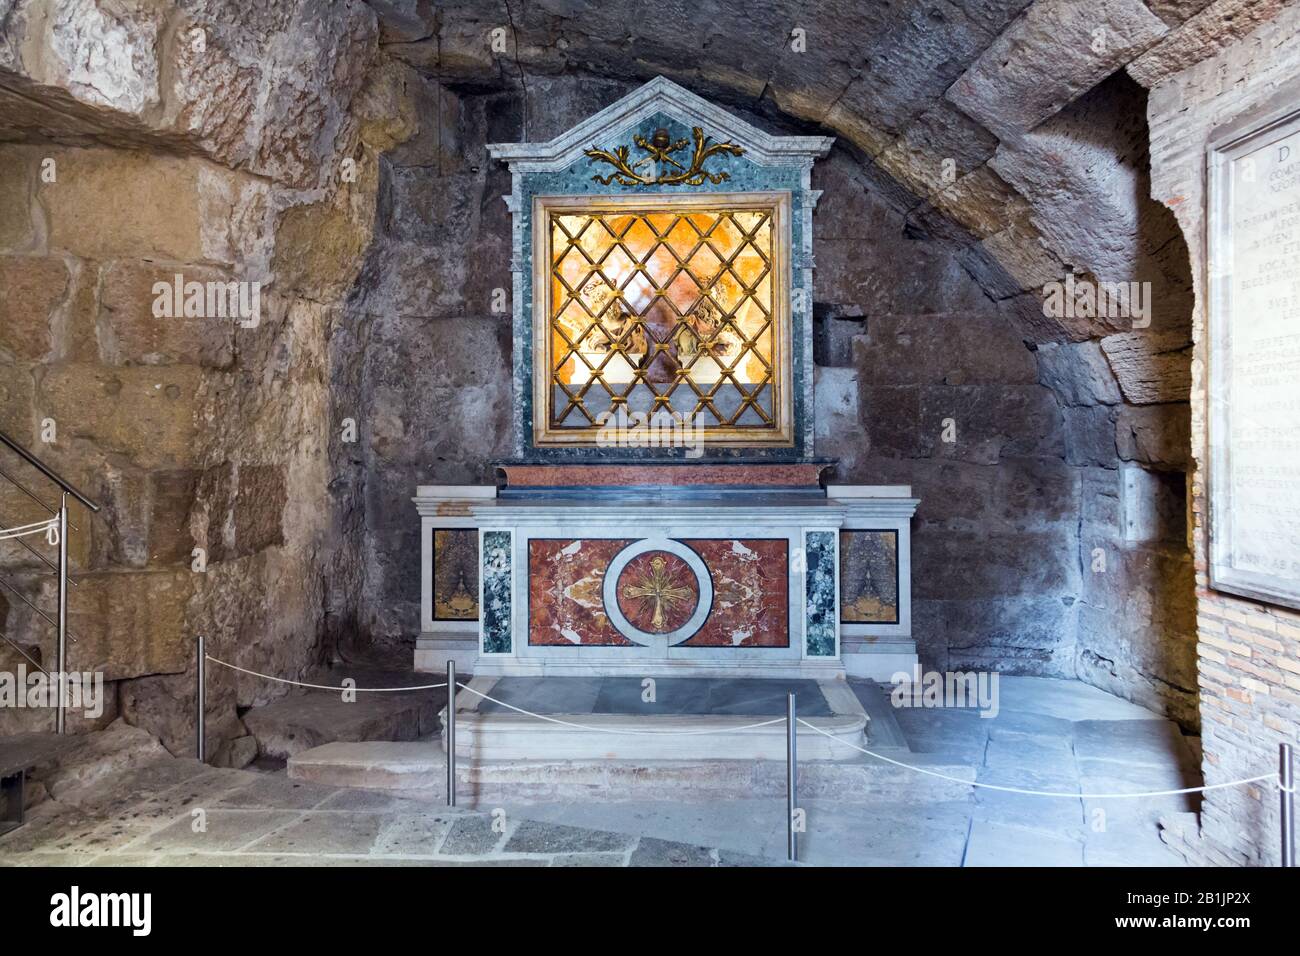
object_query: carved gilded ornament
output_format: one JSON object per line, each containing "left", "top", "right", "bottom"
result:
{"left": 585, "top": 127, "right": 745, "bottom": 186}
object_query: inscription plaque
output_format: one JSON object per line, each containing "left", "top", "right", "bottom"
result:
{"left": 1208, "top": 107, "right": 1300, "bottom": 608}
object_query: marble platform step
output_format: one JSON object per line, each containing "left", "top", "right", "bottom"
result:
{"left": 286, "top": 741, "right": 975, "bottom": 803}
{"left": 448, "top": 675, "right": 868, "bottom": 762}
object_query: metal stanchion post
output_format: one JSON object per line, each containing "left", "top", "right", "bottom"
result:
{"left": 196, "top": 634, "right": 206, "bottom": 763}
{"left": 55, "top": 493, "right": 68, "bottom": 735}
{"left": 786, "top": 691, "right": 797, "bottom": 863}
{"left": 446, "top": 659, "right": 457, "bottom": 808}
{"left": 1282, "top": 742, "right": 1295, "bottom": 868}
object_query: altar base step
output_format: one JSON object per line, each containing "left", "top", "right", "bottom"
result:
{"left": 286, "top": 678, "right": 976, "bottom": 801}
{"left": 446, "top": 675, "right": 866, "bottom": 762}
{"left": 286, "top": 743, "right": 975, "bottom": 804}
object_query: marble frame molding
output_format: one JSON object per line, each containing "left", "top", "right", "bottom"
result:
{"left": 529, "top": 191, "right": 796, "bottom": 448}
{"left": 487, "top": 75, "right": 834, "bottom": 460}
{"left": 416, "top": 486, "right": 495, "bottom": 673}
{"left": 1206, "top": 102, "right": 1300, "bottom": 611}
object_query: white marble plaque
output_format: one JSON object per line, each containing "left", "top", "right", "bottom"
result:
{"left": 1208, "top": 108, "right": 1300, "bottom": 608}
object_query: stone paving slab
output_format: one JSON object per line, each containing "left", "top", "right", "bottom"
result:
{"left": 123, "top": 809, "right": 301, "bottom": 853}
{"left": 964, "top": 821, "right": 1085, "bottom": 867}
{"left": 1082, "top": 823, "right": 1190, "bottom": 867}
{"left": 245, "top": 811, "right": 387, "bottom": 855}
{"left": 439, "top": 814, "right": 508, "bottom": 856}
{"left": 506, "top": 819, "right": 637, "bottom": 854}
{"left": 993, "top": 677, "right": 1157, "bottom": 722}
{"left": 890, "top": 707, "right": 990, "bottom": 761}
{"left": 972, "top": 766, "right": 1085, "bottom": 833}
{"left": 983, "top": 730, "right": 1075, "bottom": 775}
{"left": 1073, "top": 719, "right": 1198, "bottom": 770}
{"left": 210, "top": 774, "right": 338, "bottom": 810}
{"left": 372, "top": 813, "right": 457, "bottom": 854}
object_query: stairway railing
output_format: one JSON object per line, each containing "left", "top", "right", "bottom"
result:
{"left": 0, "top": 429, "right": 99, "bottom": 734}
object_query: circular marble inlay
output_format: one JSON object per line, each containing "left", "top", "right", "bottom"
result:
{"left": 602, "top": 538, "right": 714, "bottom": 647}
{"left": 615, "top": 550, "right": 700, "bottom": 634}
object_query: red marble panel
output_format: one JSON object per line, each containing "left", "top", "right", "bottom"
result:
{"left": 528, "top": 539, "right": 635, "bottom": 646}
{"left": 681, "top": 539, "right": 789, "bottom": 647}
{"left": 615, "top": 550, "right": 700, "bottom": 633}
{"left": 502, "top": 463, "right": 826, "bottom": 488}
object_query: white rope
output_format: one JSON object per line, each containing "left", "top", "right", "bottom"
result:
{"left": 455, "top": 682, "right": 786, "bottom": 737}
{"left": 795, "top": 718, "right": 1277, "bottom": 800}
{"left": 194, "top": 660, "right": 1288, "bottom": 798}
{"left": 0, "top": 517, "right": 57, "bottom": 542}
{"left": 204, "top": 655, "right": 447, "bottom": 692}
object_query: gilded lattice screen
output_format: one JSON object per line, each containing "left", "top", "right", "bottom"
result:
{"left": 536, "top": 194, "right": 791, "bottom": 446}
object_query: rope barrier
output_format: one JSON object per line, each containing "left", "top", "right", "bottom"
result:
{"left": 199, "top": 655, "right": 1279, "bottom": 802}
{"left": 794, "top": 717, "right": 1276, "bottom": 800}
{"left": 454, "top": 682, "right": 786, "bottom": 736}
{"left": 204, "top": 655, "right": 447, "bottom": 692}
{"left": 0, "top": 517, "right": 58, "bottom": 543}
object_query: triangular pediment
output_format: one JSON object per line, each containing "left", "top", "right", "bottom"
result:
{"left": 487, "top": 76, "right": 833, "bottom": 172}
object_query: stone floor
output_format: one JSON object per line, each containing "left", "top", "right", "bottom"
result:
{"left": 491, "top": 677, "right": 1200, "bottom": 866}
{"left": 0, "top": 676, "right": 1200, "bottom": 866}
{"left": 0, "top": 738, "right": 772, "bottom": 867}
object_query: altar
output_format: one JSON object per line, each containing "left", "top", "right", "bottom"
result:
{"left": 413, "top": 78, "right": 920, "bottom": 689}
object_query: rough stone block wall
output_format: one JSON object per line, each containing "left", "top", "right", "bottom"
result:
{"left": 350, "top": 8, "right": 1205, "bottom": 725}
{"left": 347, "top": 61, "right": 1195, "bottom": 728}
{"left": 0, "top": 0, "right": 384, "bottom": 763}
{"left": 1142, "top": 2, "right": 1300, "bottom": 865}
{"left": 813, "top": 78, "right": 1199, "bottom": 725}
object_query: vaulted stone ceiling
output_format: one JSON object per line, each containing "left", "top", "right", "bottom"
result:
{"left": 367, "top": 0, "right": 1282, "bottom": 342}
{"left": 0, "top": 0, "right": 1285, "bottom": 345}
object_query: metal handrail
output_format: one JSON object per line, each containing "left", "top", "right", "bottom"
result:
{"left": 0, "top": 429, "right": 99, "bottom": 512}
{"left": 0, "top": 429, "right": 100, "bottom": 735}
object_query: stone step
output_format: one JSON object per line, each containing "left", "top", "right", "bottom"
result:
{"left": 288, "top": 741, "right": 446, "bottom": 790}
{"left": 243, "top": 666, "right": 443, "bottom": 759}
{"left": 444, "top": 675, "right": 873, "bottom": 762}
{"left": 849, "top": 680, "right": 912, "bottom": 752}
{"left": 287, "top": 740, "right": 974, "bottom": 803}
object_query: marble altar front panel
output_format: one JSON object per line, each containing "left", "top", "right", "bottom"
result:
{"left": 528, "top": 538, "right": 636, "bottom": 646}
{"left": 415, "top": 485, "right": 919, "bottom": 679}
{"left": 480, "top": 529, "right": 514, "bottom": 654}
{"left": 803, "top": 529, "right": 838, "bottom": 657}
{"left": 526, "top": 537, "right": 790, "bottom": 649}
{"left": 678, "top": 539, "right": 788, "bottom": 647}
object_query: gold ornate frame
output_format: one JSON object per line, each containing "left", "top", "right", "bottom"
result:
{"left": 531, "top": 191, "right": 794, "bottom": 448}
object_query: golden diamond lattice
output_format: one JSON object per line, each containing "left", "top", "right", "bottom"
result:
{"left": 547, "top": 206, "right": 779, "bottom": 433}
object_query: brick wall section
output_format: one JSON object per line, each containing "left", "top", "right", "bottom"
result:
{"left": 1143, "top": 4, "right": 1300, "bottom": 866}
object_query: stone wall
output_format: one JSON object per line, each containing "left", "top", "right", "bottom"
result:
{"left": 1141, "top": 2, "right": 1300, "bottom": 866}
{"left": 3, "top": 0, "right": 1276, "bottom": 760}
{"left": 0, "top": 0, "right": 384, "bottom": 762}
{"left": 813, "top": 81, "right": 1198, "bottom": 723}
{"left": 347, "top": 61, "right": 1197, "bottom": 730}
{"left": 355, "top": 1, "right": 1221, "bottom": 724}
